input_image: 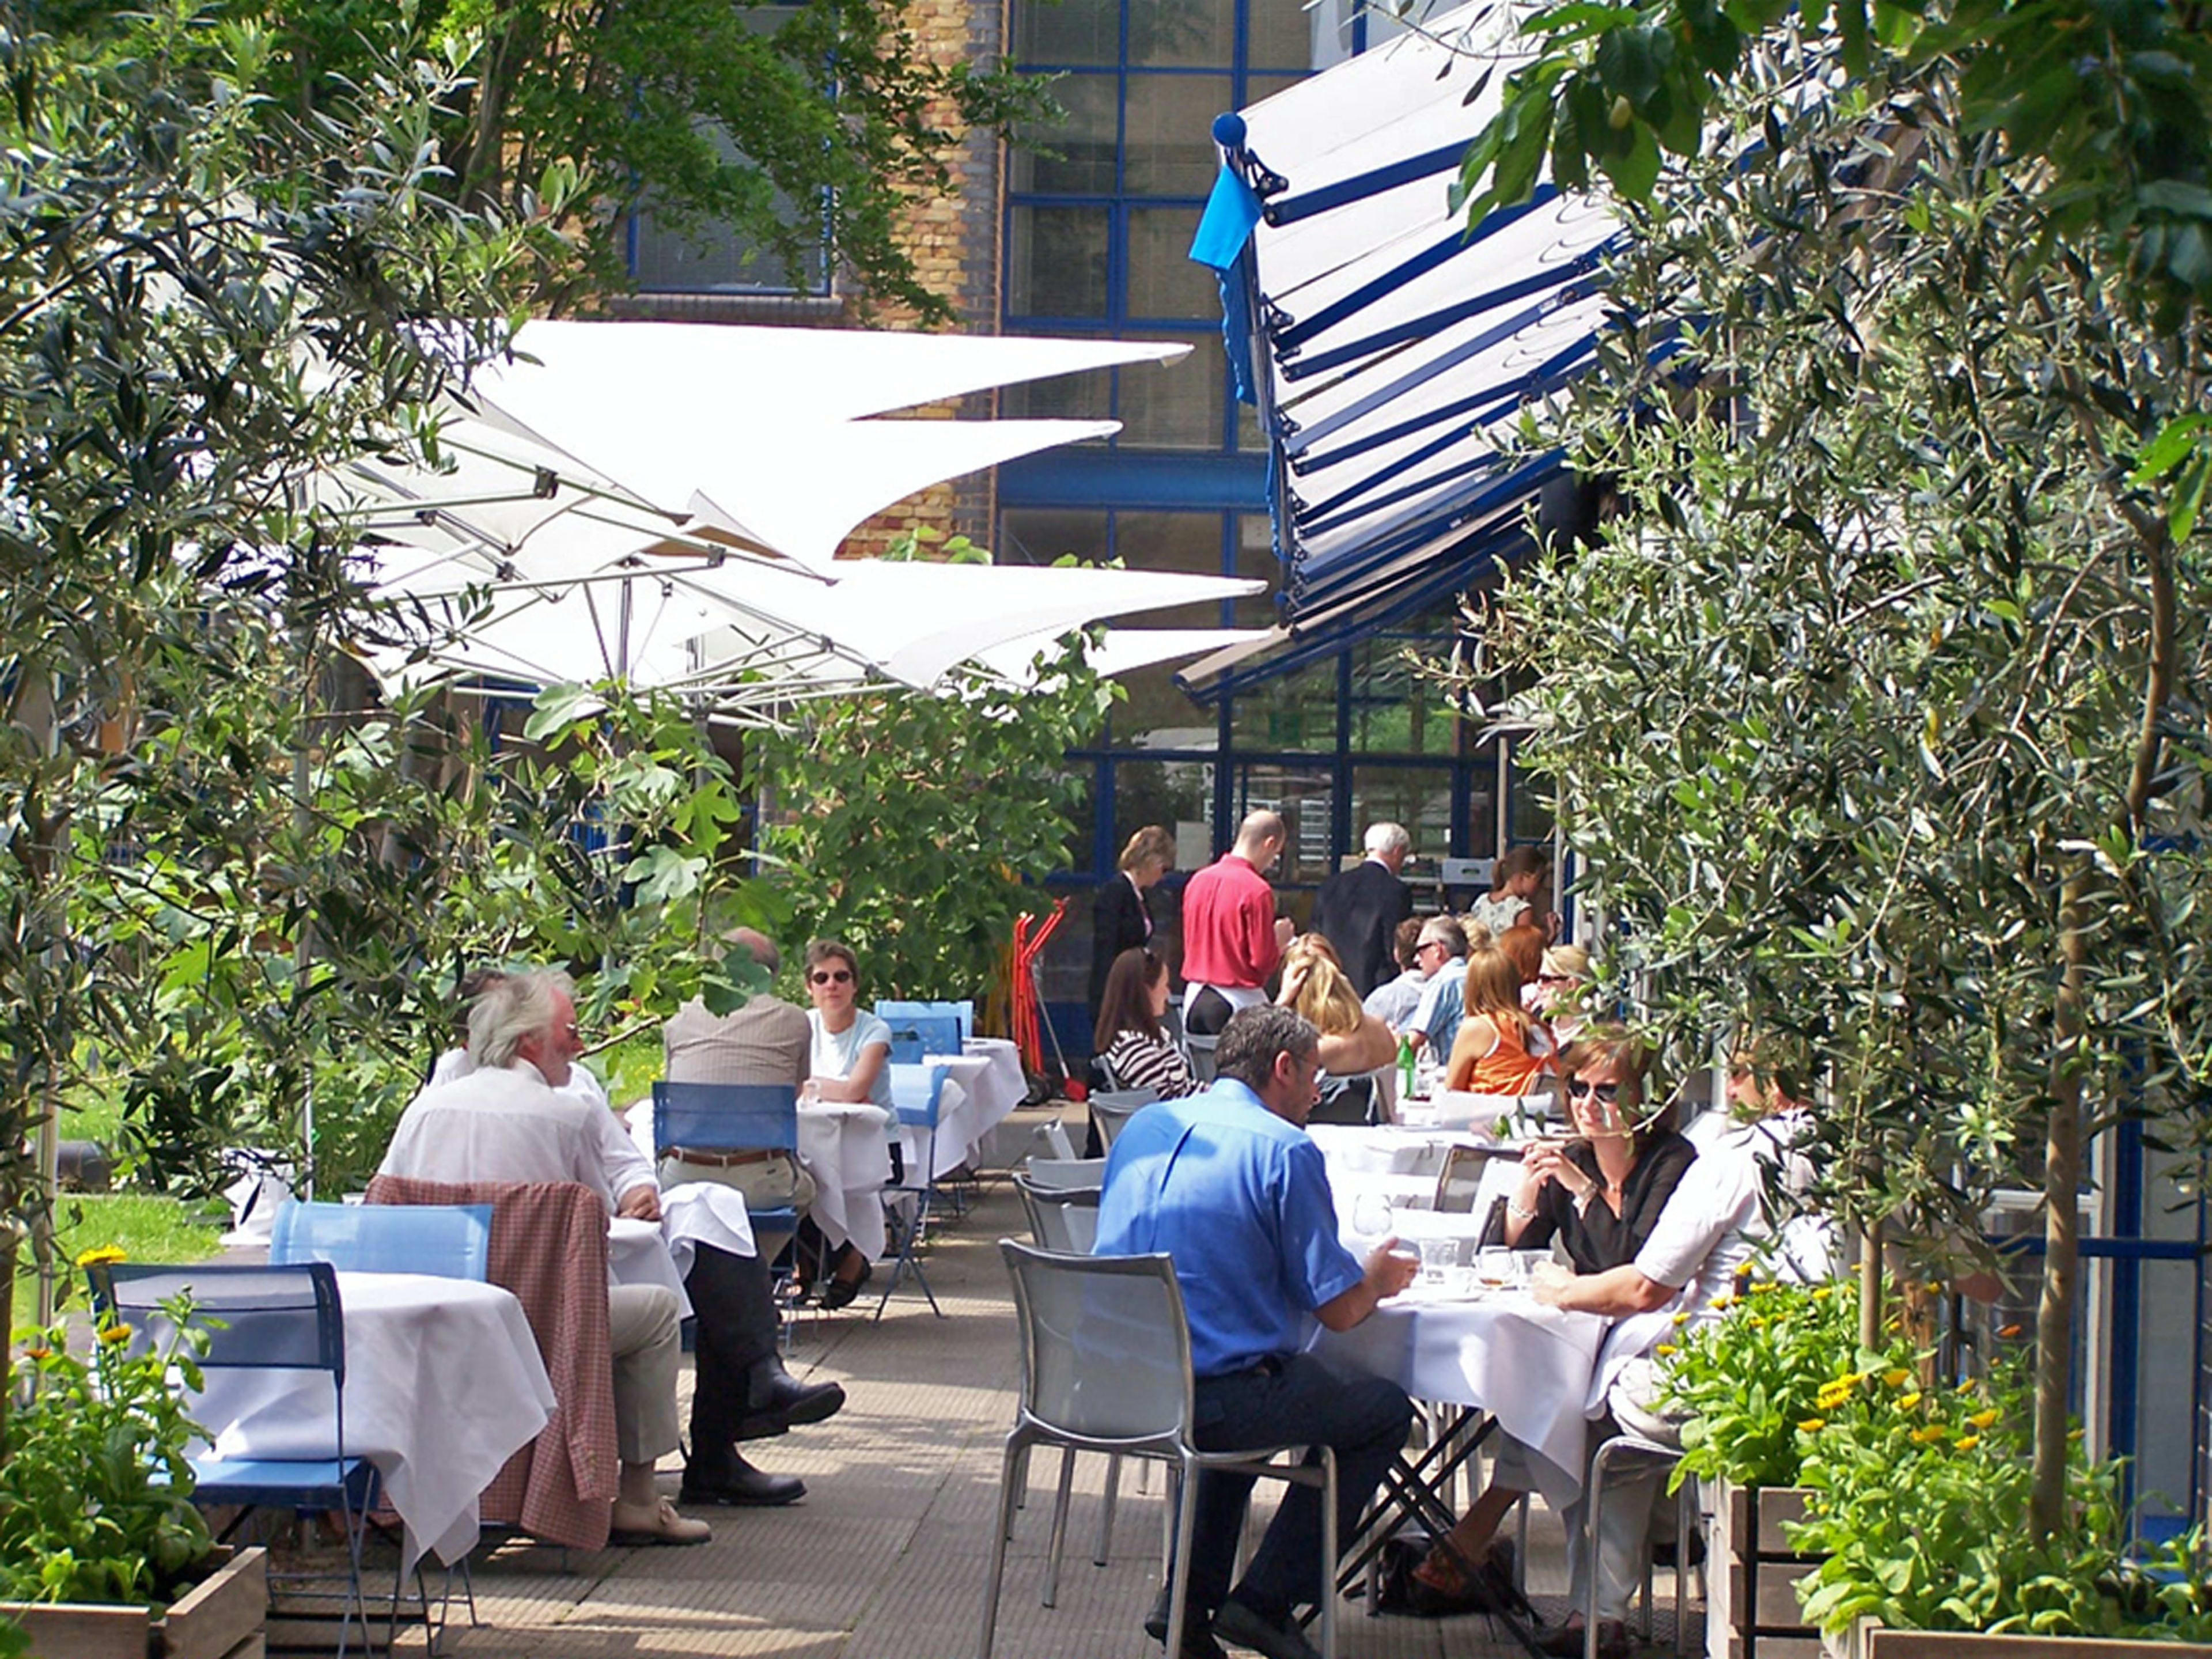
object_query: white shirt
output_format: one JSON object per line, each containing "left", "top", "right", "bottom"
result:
{"left": 382, "top": 1057, "right": 656, "bottom": 1211}
{"left": 1362, "top": 965, "right": 1431, "bottom": 1029}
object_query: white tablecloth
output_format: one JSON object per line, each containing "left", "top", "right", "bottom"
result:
{"left": 798, "top": 1099, "right": 893, "bottom": 1260}
{"left": 906, "top": 1038, "right": 1026, "bottom": 1179}
{"left": 606, "top": 1183, "right": 757, "bottom": 1316}
{"left": 194, "top": 1272, "right": 555, "bottom": 1571}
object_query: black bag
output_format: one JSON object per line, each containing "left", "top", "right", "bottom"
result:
{"left": 1372, "top": 1534, "right": 1534, "bottom": 1620}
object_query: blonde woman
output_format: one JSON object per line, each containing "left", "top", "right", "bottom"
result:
{"left": 1277, "top": 934, "right": 1397, "bottom": 1120}
{"left": 1443, "top": 944, "right": 1552, "bottom": 1094}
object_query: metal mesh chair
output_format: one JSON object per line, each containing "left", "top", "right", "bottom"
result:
{"left": 1184, "top": 1033, "right": 1220, "bottom": 1084}
{"left": 1087, "top": 1089, "right": 1156, "bottom": 1149}
{"left": 881, "top": 1010, "right": 963, "bottom": 1062}
{"left": 1009, "top": 1170, "right": 1101, "bottom": 1255}
{"left": 1021, "top": 1156, "right": 1109, "bottom": 1191}
{"left": 980, "top": 1242, "right": 1340, "bottom": 1659}
{"left": 272, "top": 1199, "right": 492, "bottom": 1280}
{"left": 88, "top": 1262, "right": 395, "bottom": 1658}
{"left": 1582, "top": 1433, "right": 1697, "bottom": 1659}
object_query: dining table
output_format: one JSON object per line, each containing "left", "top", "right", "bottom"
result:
{"left": 906, "top": 1036, "right": 1027, "bottom": 1180}
{"left": 187, "top": 1270, "right": 558, "bottom": 1572}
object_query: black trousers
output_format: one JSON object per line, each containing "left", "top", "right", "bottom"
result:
{"left": 1180, "top": 1353, "right": 1413, "bottom": 1622}
{"left": 1184, "top": 986, "right": 1241, "bottom": 1036}
{"left": 684, "top": 1242, "right": 780, "bottom": 1451}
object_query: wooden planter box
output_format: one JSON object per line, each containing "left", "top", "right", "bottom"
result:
{"left": 2, "top": 1544, "right": 267, "bottom": 1659}
{"left": 1859, "top": 1629, "right": 2212, "bottom": 1659}
{"left": 1708, "top": 1481, "right": 1824, "bottom": 1659}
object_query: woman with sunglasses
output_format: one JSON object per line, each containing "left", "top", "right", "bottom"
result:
{"left": 1407, "top": 1027, "right": 1696, "bottom": 1638}
{"left": 800, "top": 940, "right": 891, "bottom": 1308}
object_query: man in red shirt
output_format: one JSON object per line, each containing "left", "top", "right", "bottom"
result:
{"left": 1181, "top": 810, "right": 1295, "bottom": 1036}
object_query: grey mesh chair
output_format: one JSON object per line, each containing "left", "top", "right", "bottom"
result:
{"left": 1184, "top": 1033, "right": 1220, "bottom": 1084}
{"left": 1087, "top": 1088, "right": 1157, "bottom": 1149}
{"left": 980, "top": 1241, "right": 1339, "bottom": 1659}
{"left": 1010, "top": 1171, "right": 1101, "bottom": 1255}
{"left": 1022, "top": 1155, "right": 1109, "bottom": 1191}
{"left": 1582, "top": 1432, "right": 1696, "bottom": 1659}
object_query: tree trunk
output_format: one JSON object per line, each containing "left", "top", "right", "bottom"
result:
{"left": 2031, "top": 867, "right": 2090, "bottom": 1539}
{"left": 1857, "top": 1210, "right": 1883, "bottom": 1354}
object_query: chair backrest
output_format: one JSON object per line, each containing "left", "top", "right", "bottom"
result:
{"left": 1093, "top": 1050, "right": 1131, "bottom": 1091}
{"left": 1434, "top": 1145, "right": 1499, "bottom": 1213}
{"left": 271, "top": 1198, "right": 492, "bottom": 1281}
{"left": 888, "top": 1062, "right": 949, "bottom": 1128}
{"left": 91, "top": 1260, "right": 345, "bottom": 1381}
{"left": 1000, "top": 1240, "right": 1191, "bottom": 1446}
{"left": 881, "top": 1010, "right": 963, "bottom": 1062}
{"left": 1024, "top": 1155, "right": 1109, "bottom": 1191}
{"left": 1009, "top": 1171, "right": 1099, "bottom": 1254}
{"left": 1088, "top": 1089, "right": 1156, "bottom": 1149}
{"left": 1035, "top": 1119, "right": 1078, "bottom": 1161}
{"left": 652, "top": 1081, "right": 800, "bottom": 1156}
{"left": 1185, "top": 1033, "right": 1219, "bottom": 1084}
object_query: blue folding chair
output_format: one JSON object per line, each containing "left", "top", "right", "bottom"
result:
{"left": 650, "top": 1081, "right": 804, "bottom": 1267}
{"left": 879, "top": 1008, "right": 963, "bottom": 1063}
{"left": 272, "top": 1199, "right": 491, "bottom": 1281}
{"left": 88, "top": 1262, "right": 389, "bottom": 1658}
{"left": 876, "top": 1062, "right": 950, "bottom": 1321}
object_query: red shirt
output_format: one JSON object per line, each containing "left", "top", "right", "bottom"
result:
{"left": 1179, "top": 854, "right": 1282, "bottom": 988}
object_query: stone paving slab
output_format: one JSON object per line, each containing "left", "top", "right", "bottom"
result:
{"left": 404, "top": 1106, "right": 1700, "bottom": 1659}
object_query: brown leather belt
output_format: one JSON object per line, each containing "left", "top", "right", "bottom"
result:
{"left": 666, "top": 1147, "right": 781, "bottom": 1169}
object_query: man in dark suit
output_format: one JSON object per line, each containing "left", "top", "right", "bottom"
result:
{"left": 1310, "top": 822, "right": 1414, "bottom": 996}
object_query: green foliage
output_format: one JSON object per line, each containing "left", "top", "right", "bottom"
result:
{"left": 1, "top": 1268, "right": 213, "bottom": 1607}
{"left": 1789, "top": 1362, "right": 2211, "bottom": 1640}
{"left": 1452, "top": 0, "right": 2212, "bottom": 311}
{"left": 107, "top": 0, "right": 1059, "bottom": 318}
{"left": 753, "top": 637, "right": 1112, "bottom": 1003}
{"left": 1660, "top": 1280, "right": 1862, "bottom": 1490}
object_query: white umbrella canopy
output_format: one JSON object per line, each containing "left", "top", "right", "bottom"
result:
{"left": 327, "top": 322, "right": 1192, "bottom": 580}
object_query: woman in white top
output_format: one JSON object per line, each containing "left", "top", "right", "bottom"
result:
{"left": 802, "top": 939, "right": 891, "bottom": 1306}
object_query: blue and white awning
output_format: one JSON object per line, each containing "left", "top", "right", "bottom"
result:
{"left": 1184, "top": 2, "right": 1623, "bottom": 694}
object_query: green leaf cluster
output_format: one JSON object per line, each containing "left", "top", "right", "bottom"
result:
{"left": 1660, "top": 1279, "right": 1862, "bottom": 1490}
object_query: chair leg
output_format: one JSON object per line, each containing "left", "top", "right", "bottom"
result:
{"left": 1042, "top": 1445, "right": 1078, "bottom": 1608}
{"left": 1094, "top": 1453, "right": 1122, "bottom": 1567}
{"left": 1164, "top": 1454, "right": 1202, "bottom": 1659}
{"left": 1319, "top": 1448, "right": 1339, "bottom": 1659}
{"left": 980, "top": 1433, "right": 1029, "bottom": 1659}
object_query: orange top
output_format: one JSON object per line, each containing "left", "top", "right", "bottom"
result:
{"left": 1446, "top": 1015, "right": 1551, "bottom": 1094}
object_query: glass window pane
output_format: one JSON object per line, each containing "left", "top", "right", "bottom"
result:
{"left": 1507, "top": 740, "right": 1554, "bottom": 843}
{"left": 1233, "top": 762, "right": 1335, "bottom": 895}
{"left": 1010, "top": 74, "right": 1120, "bottom": 194}
{"left": 1350, "top": 765, "right": 1455, "bottom": 902}
{"left": 1127, "top": 206, "right": 1217, "bottom": 320}
{"left": 1347, "top": 632, "right": 1459, "bottom": 756}
{"left": 1248, "top": 4, "right": 1326, "bottom": 71}
{"left": 1236, "top": 513, "right": 1282, "bottom": 627}
{"left": 1008, "top": 206, "right": 1110, "bottom": 318}
{"left": 1229, "top": 653, "right": 1338, "bottom": 750}
{"left": 1128, "top": 0, "right": 1233, "bottom": 66}
{"left": 1115, "top": 662, "right": 1219, "bottom": 749}
{"left": 1001, "top": 508, "right": 1110, "bottom": 566}
{"left": 1113, "top": 510, "right": 1228, "bottom": 626}
{"left": 1013, "top": 0, "right": 1118, "bottom": 65}
{"left": 1125, "top": 74, "right": 1231, "bottom": 195}
{"left": 1118, "top": 349, "right": 1225, "bottom": 449}
{"left": 1465, "top": 748, "right": 1501, "bottom": 861}
{"left": 630, "top": 125, "right": 827, "bottom": 294}
{"left": 1002, "top": 365, "right": 1113, "bottom": 424}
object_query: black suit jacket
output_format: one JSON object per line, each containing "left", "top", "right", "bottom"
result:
{"left": 1089, "top": 873, "right": 1154, "bottom": 1014}
{"left": 1310, "top": 859, "right": 1413, "bottom": 997}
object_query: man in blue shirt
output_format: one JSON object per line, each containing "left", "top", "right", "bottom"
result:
{"left": 1097, "top": 1005, "right": 1417, "bottom": 1659}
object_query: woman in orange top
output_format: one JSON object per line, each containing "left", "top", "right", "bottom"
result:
{"left": 1443, "top": 944, "right": 1552, "bottom": 1093}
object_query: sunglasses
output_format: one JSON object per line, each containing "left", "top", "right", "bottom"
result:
{"left": 1566, "top": 1078, "right": 1621, "bottom": 1103}
{"left": 809, "top": 968, "right": 854, "bottom": 986}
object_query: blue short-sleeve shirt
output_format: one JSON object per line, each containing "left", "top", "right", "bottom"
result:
{"left": 1093, "top": 1078, "right": 1365, "bottom": 1377}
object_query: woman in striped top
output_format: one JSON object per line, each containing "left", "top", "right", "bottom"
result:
{"left": 1093, "top": 948, "right": 1199, "bottom": 1099}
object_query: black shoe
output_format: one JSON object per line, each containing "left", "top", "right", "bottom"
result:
{"left": 817, "top": 1258, "right": 873, "bottom": 1311}
{"left": 1145, "top": 1588, "right": 1227, "bottom": 1659}
{"left": 678, "top": 1451, "right": 806, "bottom": 1508}
{"left": 1212, "top": 1596, "right": 1321, "bottom": 1659}
{"left": 733, "top": 1362, "right": 847, "bottom": 1440}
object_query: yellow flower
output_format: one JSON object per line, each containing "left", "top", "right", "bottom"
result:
{"left": 1910, "top": 1425, "right": 1947, "bottom": 1444}
{"left": 73, "top": 1244, "right": 126, "bottom": 1268}
{"left": 1815, "top": 1383, "right": 1852, "bottom": 1411}
{"left": 2067, "top": 1427, "right": 2085, "bottom": 1441}
{"left": 1750, "top": 1281, "right": 1778, "bottom": 1295}
{"left": 22, "top": 1345, "right": 51, "bottom": 1361}
{"left": 1998, "top": 1323, "right": 2023, "bottom": 1339}
{"left": 1655, "top": 1343, "right": 1680, "bottom": 1357}
{"left": 1810, "top": 1285, "right": 1834, "bottom": 1300}
{"left": 1797, "top": 1418, "right": 1826, "bottom": 1432}
{"left": 1954, "top": 1434, "right": 1981, "bottom": 1451}
{"left": 1672, "top": 1311, "right": 1692, "bottom": 1325}
{"left": 1884, "top": 1368, "right": 1912, "bottom": 1388}
{"left": 99, "top": 1322, "right": 133, "bottom": 1344}
{"left": 1898, "top": 1392, "right": 1922, "bottom": 1410}
{"left": 1966, "top": 1408, "right": 1999, "bottom": 1429}
{"left": 1746, "top": 1315, "right": 1766, "bottom": 1328}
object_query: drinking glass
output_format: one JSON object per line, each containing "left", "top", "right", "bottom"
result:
{"left": 1476, "top": 1246, "right": 1516, "bottom": 1289}
{"left": 1418, "top": 1235, "right": 1456, "bottom": 1287}
{"left": 1350, "top": 1192, "right": 1393, "bottom": 1241}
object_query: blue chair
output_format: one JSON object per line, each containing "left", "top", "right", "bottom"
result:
{"left": 651, "top": 1081, "right": 804, "bottom": 1272}
{"left": 876, "top": 1062, "right": 950, "bottom": 1321}
{"left": 272, "top": 1199, "right": 492, "bottom": 1281}
{"left": 88, "top": 1262, "right": 387, "bottom": 1658}
{"left": 880, "top": 1009, "right": 963, "bottom": 1063}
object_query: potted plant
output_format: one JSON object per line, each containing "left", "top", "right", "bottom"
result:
{"left": 1789, "top": 1359, "right": 2212, "bottom": 1659}
{"left": 1662, "top": 1279, "right": 1870, "bottom": 1659}
{"left": 0, "top": 1251, "right": 266, "bottom": 1659}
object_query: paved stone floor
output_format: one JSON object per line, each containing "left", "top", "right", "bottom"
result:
{"left": 393, "top": 1110, "right": 1702, "bottom": 1659}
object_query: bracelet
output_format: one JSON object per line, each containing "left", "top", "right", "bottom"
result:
{"left": 1507, "top": 1199, "right": 1538, "bottom": 1222}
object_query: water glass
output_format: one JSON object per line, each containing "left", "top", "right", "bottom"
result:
{"left": 1418, "top": 1234, "right": 1457, "bottom": 1287}
{"left": 1476, "top": 1246, "right": 1517, "bottom": 1289}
